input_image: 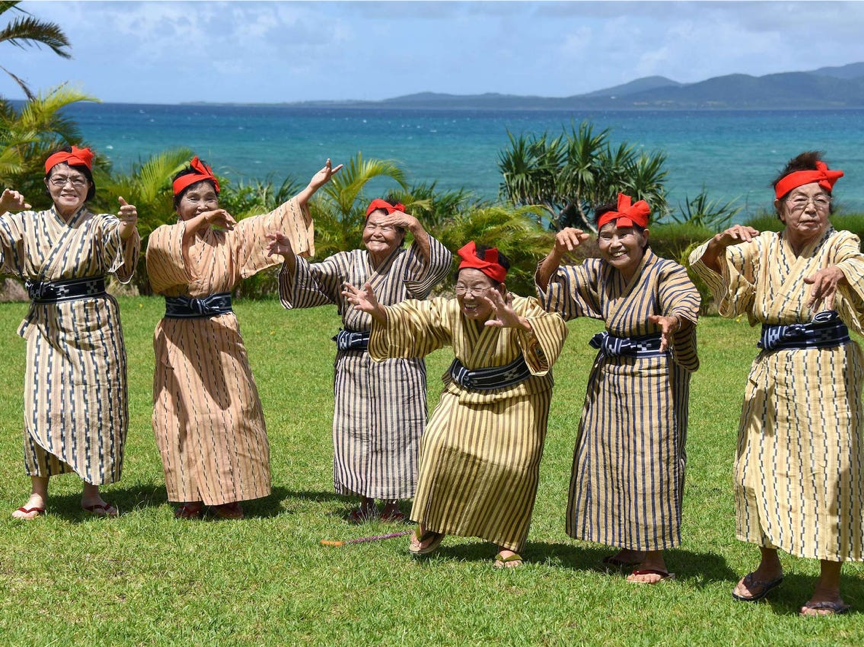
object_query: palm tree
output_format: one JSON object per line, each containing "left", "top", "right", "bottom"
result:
{"left": 0, "top": 1, "right": 71, "bottom": 100}
{"left": 0, "top": 84, "right": 97, "bottom": 207}
{"left": 310, "top": 152, "right": 407, "bottom": 259}
{"left": 498, "top": 121, "right": 670, "bottom": 232}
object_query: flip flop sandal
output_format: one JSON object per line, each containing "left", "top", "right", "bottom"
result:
{"left": 731, "top": 573, "right": 784, "bottom": 602}
{"left": 212, "top": 503, "right": 244, "bottom": 520}
{"left": 347, "top": 506, "right": 379, "bottom": 524}
{"left": 408, "top": 528, "right": 444, "bottom": 556}
{"left": 379, "top": 508, "right": 406, "bottom": 523}
{"left": 800, "top": 600, "right": 851, "bottom": 616}
{"left": 174, "top": 503, "right": 204, "bottom": 520}
{"left": 627, "top": 569, "right": 676, "bottom": 584}
{"left": 13, "top": 506, "right": 45, "bottom": 519}
{"left": 82, "top": 503, "right": 118, "bottom": 517}
{"left": 494, "top": 552, "right": 523, "bottom": 568}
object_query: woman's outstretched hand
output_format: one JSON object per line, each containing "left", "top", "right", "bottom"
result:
{"left": 266, "top": 232, "right": 293, "bottom": 257}
{"left": 648, "top": 314, "right": 682, "bottom": 351}
{"left": 804, "top": 266, "right": 847, "bottom": 311}
{"left": 117, "top": 197, "right": 138, "bottom": 241}
{"left": 0, "top": 189, "right": 31, "bottom": 213}
{"left": 307, "top": 159, "right": 343, "bottom": 193}
{"left": 341, "top": 281, "right": 386, "bottom": 325}
{"left": 481, "top": 290, "right": 530, "bottom": 331}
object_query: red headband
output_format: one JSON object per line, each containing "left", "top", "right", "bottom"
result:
{"left": 597, "top": 193, "right": 650, "bottom": 230}
{"left": 457, "top": 241, "right": 507, "bottom": 284}
{"left": 45, "top": 146, "right": 94, "bottom": 173}
{"left": 173, "top": 156, "right": 220, "bottom": 196}
{"left": 774, "top": 161, "right": 844, "bottom": 199}
{"left": 365, "top": 198, "right": 405, "bottom": 217}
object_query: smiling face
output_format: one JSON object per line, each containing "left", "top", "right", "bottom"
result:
{"left": 175, "top": 180, "right": 219, "bottom": 221}
{"left": 455, "top": 268, "right": 502, "bottom": 321}
{"left": 362, "top": 210, "right": 404, "bottom": 259}
{"left": 597, "top": 222, "right": 649, "bottom": 280}
{"left": 45, "top": 163, "right": 91, "bottom": 217}
{"left": 775, "top": 181, "right": 831, "bottom": 246}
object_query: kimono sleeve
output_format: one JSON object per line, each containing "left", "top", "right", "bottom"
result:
{"left": 688, "top": 236, "right": 761, "bottom": 319}
{"left": 0, "top": 212, "right": 26, "bottom": 276}
{"left": 278, "top": 252, "right": 346, "bottom": 309}
{"left": 98, "top": 215, "right": 141, "bottom": 284}
{"left": 536, "top": 261, "right": 603, "bottom": 321}
{"left": 231, "top": 197, "right": 314, "bottom": 279}
{"left": 516, "top": 297, "right": 568, "bottom": 376}
{"left": 831, "top": 230, "right": 864, "bottom": 334}
{"left": 368, "top": 296, "right": 453, "bottom": 361}
{"left": 402, "top": 235, "right": 453, "bottom": 299}
{"left": 657, "top": 262, "right": 700, "bottom": 372}
{"left": 146, "top": 222, "right": 192, "bottom": 294}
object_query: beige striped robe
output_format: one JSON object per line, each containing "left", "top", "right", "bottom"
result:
{"left": 540, "top": 250, "right": 700, "bottom": 551}
{"left": 690, "top": 227, "right": 864, "bottom": 561}
{"left": 279, "top": 238, "right": 452, "bottom": 499}
{"left": 0, "top": 206, "right": 139, "bottom": 483}
{"left": 369, "top": 296, "right": 567, "bottom": 552}
{"left": 146, "top": 198, "right": 312, "bottom": 505}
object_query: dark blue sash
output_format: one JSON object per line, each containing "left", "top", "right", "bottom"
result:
{"left": 26, "top": 277, "right": 106, "bottom": 304}
{"left": 333, "top": 329, "right": 370, "bottom": 352}
{"left": 758, "top": 310, "right": 849, "bottom": 351}
{"left": 589, "top": 331, "right": 667, "bottom": 358}
{"left": 164, "top": 293, "right": 233, "bottom": 319}
{"left": 448, "top": 355, "right": 532, "bottom": 391}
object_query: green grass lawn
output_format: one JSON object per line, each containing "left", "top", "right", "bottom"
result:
{"left": 0, "top": 297, "right": 861, "bottom": 645}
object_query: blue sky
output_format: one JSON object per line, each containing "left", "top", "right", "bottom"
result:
{"left": 4, "top": 1, "right": 864, "bottom": 104}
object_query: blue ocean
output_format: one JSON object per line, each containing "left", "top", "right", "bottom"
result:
{"left": 65, "top": 103, "right": 864, "bottom": 218}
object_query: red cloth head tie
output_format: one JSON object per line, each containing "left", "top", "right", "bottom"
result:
{"left": 365, "top": 198, "right": 405, "bottom": 218}
{"left": 456, "top": 241, "right": 507, "bottom": 283}
{"left": 596, "top": 193, "right": 651, "bottom": 230}
{"left": 173, "top": 156, "right": 220, "bottom": 196}
{"left": 774, "top": 161, "right": 844, "bottom": 199}
{"left": 44, "top": 146, "right": 94, "bottom": 174}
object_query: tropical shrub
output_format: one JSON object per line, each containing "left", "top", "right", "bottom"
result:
{"left": 498, "top": 121, "right": 668, "bottom": 231}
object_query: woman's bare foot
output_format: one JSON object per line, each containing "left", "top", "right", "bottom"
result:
{"left": 627, "top": 550, "right": 673, "bottom": 584}
{"left": 12, "top": 493, "right": 47, "bottom": 519}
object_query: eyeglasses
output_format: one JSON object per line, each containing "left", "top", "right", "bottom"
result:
{"left": 787, "top": 194, "right": 831, "bottom": 212}
{"left": 49, "top": 175, "right": 89, "bottom": 188}
{"left": 364, "top": 223, "right": 398, "bottom": 234}
{"left": 454, "top": 284, "right": 492, "bottom": 296}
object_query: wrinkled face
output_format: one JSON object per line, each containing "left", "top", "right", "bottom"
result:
{"left": 175, "top": 180, "right": 219, "bottom": 221}
{"left": 455, "top": 268, "right": 502, "bottom": 321}
{"left": 776, "top": 182, "right": 831, "bottom": 243}
{"left": 362, "top": 210, "right": 404, "bottom": 256}
{"left": 45, "top": 163, "right": 90, "bottom": 215}
{"left": 597, "top": 222, "right": 648, "bottom": 276}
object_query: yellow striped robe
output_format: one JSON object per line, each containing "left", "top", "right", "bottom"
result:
{"left": 0, "top": 206, "right": 139, "bottom": 483}
{"left": 279, "top": 238, "right": 452, "bottom": 499}
{"left": 540, "top": 249, "right": 700, "bottom": 551}
{"left": 368, "top": 296, "right": 567, "bottom": 552}
{"left": 690, "top": 227, "right": 864, "bottom": 561}
{"left": 146, "top": 198, "right": 312, "bottom": 505}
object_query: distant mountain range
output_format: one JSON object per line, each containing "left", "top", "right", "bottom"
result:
{"left": 209, "top": 62, "right": 864, "bottom": 110}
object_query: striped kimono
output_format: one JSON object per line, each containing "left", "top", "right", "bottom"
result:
{"left": 146, "top": 198, "right": 312, "bottom": 505}
{"left": 540, "top": 250, "right": 700, "bottom": 551}
{"left": 279, "top": 238, "right": 451, "bottom": 500}
{"left": 690, "top": 228, "right": 864, "bottom": 561}
{"left": 368, "top": 296, "right": 568, "bottom": 551}
{"left": 0, "top": 206, "right": 139, "bottom": 483}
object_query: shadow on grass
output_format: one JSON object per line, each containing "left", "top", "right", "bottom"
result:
{"left": 425, "top": 539, "right": 739, "bottom": 586}
{"left": 762, "top": 572, "right": 863, "bottom": 616}
{"left": 40, "top": 482, "right": 168, "bottom": 521}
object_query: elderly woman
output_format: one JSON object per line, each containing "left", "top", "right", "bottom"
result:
{"left": 146, "top": 156, "right": 340, "bottom": 520}
{"left": 689, "top": 152, "right": 864, "bottom": 616}
{"left": 268, "top": 199, "right": 451, "bottom": 522}
{"left": 536, "top": 194, "right": 700, "bottom": 584}
{"left": 342, "top": 242, "right": 568, "bottom": 566}
{"left": 0, "top": 146, "right": 140, "bottom": 519}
